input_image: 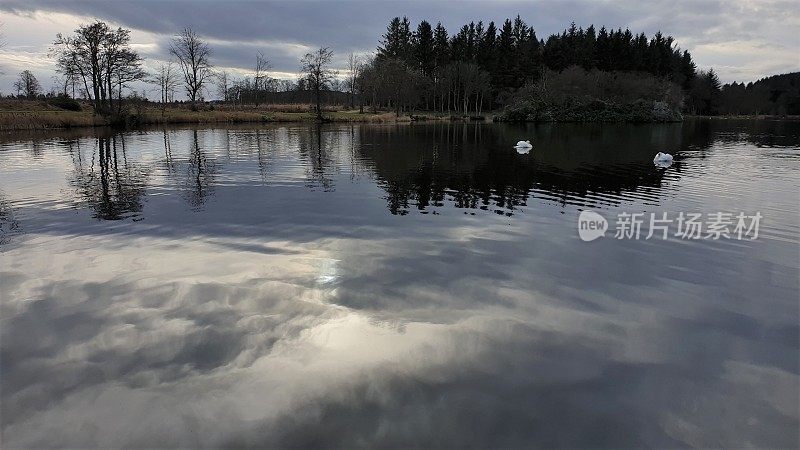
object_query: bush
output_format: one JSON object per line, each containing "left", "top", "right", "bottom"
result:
{"left": 498, "top": 66, "right": 684, "bottom": 123}
{"left": 47, "top": 96, "right": 81, "bottom": 111}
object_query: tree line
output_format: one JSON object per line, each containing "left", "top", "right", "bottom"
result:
{"left": 18, "top": 21, "right": 339, "bottom": 119}
{"left": 353, "top": 16, "right": 698, "bottom": 116}
{"left": 5, "top": 18, "right": 798, "bottom": 119}
{"left": 691, "top": 71, "right": 800, "bottom": 116}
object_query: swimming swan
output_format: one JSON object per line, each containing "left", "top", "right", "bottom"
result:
{"left": 515, "top": 140, "right": 532, "bottom": 154}
{"left": 515, "top": 140, "right": 533, "bottom": 149}
{"left": 653, "top": 152, "right": 673, "bottom": 163}
{"left": 653, "top": 152, "right": 674, "bottom": 167}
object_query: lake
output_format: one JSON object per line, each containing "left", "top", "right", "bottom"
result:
{"left": 1, "top": 120, "right": 798, "bottom": 448}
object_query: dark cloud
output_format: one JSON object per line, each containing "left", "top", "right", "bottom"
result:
{"left": 2, "top": 0, "right": 797, "bottom": 82}
{"left": 0, "top": 0, "right": 796, "bottom": 103}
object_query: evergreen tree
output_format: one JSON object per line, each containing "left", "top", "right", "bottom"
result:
{"left": 579, "top": 25, "right": 596, "bottom": 70}
{"left": 432, "top": 22, "right": 450, "bottom": 70}
{"left": 689, "top": 68, "right": 722, "bottom": 114}
{"left": 378, "top": 16, "right": 413, "bottom": 64}
{"left": 477, "top": 21, "right": 497, "bottom": 72}
{"left": 413, "top": 20, "right": 435, "bottom": 76}
{"left": 494, "top": 19, "right": 516, "bottom": 90}
{"left": 679, "top": 50, "right": 697, "bottom": 89}
{"left": 596, "top": 27, "right": 610, "bottom": 71}
{"left": 450, "top": 25, "right": 470, "bottom": 62}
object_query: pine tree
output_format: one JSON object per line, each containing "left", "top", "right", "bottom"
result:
{"left": 432, "top": 22, "right": 450, "bottom": 71}
{"left": 477, "top": 21, "right": 497, "bottom": 72}
{"left": 595, "top": 27, "right": 609, "bottom": 71}
{"left": 450, "top": 25, "right": 470, "bottom": 62}
{"left": 679, "top": 50, "right": 696, "bottom": 89}
{"left": 494, "top": 19, "right": 515, "bottom": 90}
{"left": 413, "top": 20, "right": 435, "bottom": 76}
{"left": 580, "top": 25, "right": 596, "bottom": 70}
{"left": 378, "top": 17, "right": 413, "bottom": 64}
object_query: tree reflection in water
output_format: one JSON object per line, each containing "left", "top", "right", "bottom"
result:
{"left": 51, "top": 122, "right": 695, "bottom": 220}
{"left": 357, "top": 122, "right": 679, "bottom": 216}
{"left": 182, "top": 129, "right": 217, "bottom": 208}
{"left": 299, "top": 126, "right": 335, "bottom": 191}
{"left": 0, "top": 192, "right": 21, "bottom": 244}
{"left": 70, "top": 135, "right": 148, "bottom": 220}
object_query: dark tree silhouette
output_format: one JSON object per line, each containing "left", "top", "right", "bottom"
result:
{"left": 52, "top": 22, "right": 144, "bottom": 113}
{"left": 170, "top": 28, "right": 213, "bottom": 108}
{"left": 300, "top": 47, "right": 336, "bottom": 121}
{"left": 14, "top": 70, "right": 41, "bottom": 98}
{"left": 363, "top": 16, "right": 703, "bottom": 116}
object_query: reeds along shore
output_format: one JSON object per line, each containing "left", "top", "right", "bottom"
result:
{"left": 0, "top": 102, "right": 407, "bottom": 131}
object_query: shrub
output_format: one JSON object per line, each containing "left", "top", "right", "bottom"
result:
{"left": 498, "top": 66, "right": 684, "bottom": 122}
{"left": 46, "top": 95, "right": 82, "bottom": 111}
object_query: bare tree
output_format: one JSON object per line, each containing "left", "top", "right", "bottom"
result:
{"left": 170, "top": 28, "right": 212, "bottom": 109}
{"left": 253, "top": 51, "right": 271, "bottom": 105}
{"left": 151, "top": 61, "right": 180, "bottom": 104}
{"left": 300, "top": 47, "right": 336, "bottom": 121}
{"left": 215, "top": 70, "right": 230, "bottom": 102}
{"left": 52, "top": 21, "right": 143, "bottom": 113}
{"left": 103, "top": 27, "right": 145, "bottom": 112}
{"left": 53, "top": 69, "right": 79, "bottom": 97}
{"left": 52, "top": 22, "right": 108, "bottom": 111}
{"left": 345, "top": 52, "right": 361, "bottom": 109}
{"left": 356, "top": 54, "right": 376, "bottom": 113}
{"left": 277, "top": 79, "right": 295, "bottom": 92}
{"left": 14, "top": 70, "right": 41, "bottom": 98}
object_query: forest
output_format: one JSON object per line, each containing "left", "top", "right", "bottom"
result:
{"left": 359, "top": 17, "right": 694, "bottom": 117}
{"left": 716, "top": 72, "right": 800, "bottom": 116}
{"left": 358, "top": 16, "right": 798, "bottom": 120}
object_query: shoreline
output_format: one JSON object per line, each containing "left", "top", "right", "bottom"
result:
{"left": 2, "top": 107, "right": 798, "bottom": 132}
{"left": 0, "top": 109, "right": 408, "bottom": 131}
{"left": 0, "top": 107, "right": 498, "bottom": 131}
{"left": 684, "top": 114, "right": 800, "bottom": 121}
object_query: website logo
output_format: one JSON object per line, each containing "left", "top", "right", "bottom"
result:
{"left": 578, "top": 210, "right": 608, "bottom": 241}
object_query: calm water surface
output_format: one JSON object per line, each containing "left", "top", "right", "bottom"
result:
{"left": 1, "top": 120, "right": 798, "bottom": 448}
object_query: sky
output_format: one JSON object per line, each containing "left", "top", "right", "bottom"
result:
{"left": 0, "top": 0, "right": 798, "bottom": 99}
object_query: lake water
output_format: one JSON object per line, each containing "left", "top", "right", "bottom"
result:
{"left": 1, "top": 120, "right": 798, "bottom": 448}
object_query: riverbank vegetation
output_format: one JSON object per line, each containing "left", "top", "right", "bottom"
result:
{"left": 1, "top": 16, "right": 798, "bottom": 130}
{"left": 0, "top": 100, "right": 401, "bottom": 131}
{"left": 499, "top": 68, "right": 683, "bottom": 122}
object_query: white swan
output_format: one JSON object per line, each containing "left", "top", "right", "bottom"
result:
{"left": 653, "top": 152, "right": 674, "bottom": 167}
{"left": 653, "top": 152, "right": 673, "bottom": 162}
{"left": 515, "top": 140, "right": 532, "bottom": 149}
{"left": 514, "top": 140, "right": 532, "bottom": 154}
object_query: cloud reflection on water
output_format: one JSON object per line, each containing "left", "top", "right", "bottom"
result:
{"left": 0, "top": 122, "right": 798, "bottom": 448}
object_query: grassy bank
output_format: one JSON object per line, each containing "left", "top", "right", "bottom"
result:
{"left": 0, "top": 99, "right": 503, "bottom": 131}
{"left": 0, "top": 107, "right": 405, "bottom": 131}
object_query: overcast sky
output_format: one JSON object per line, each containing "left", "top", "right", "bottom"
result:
{"left": 1, "top": 0, "right": 798, "bottom": 99}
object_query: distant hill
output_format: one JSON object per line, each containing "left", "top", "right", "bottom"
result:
{"left": 720, "top": 72, "right": 800, "bottom": 115}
